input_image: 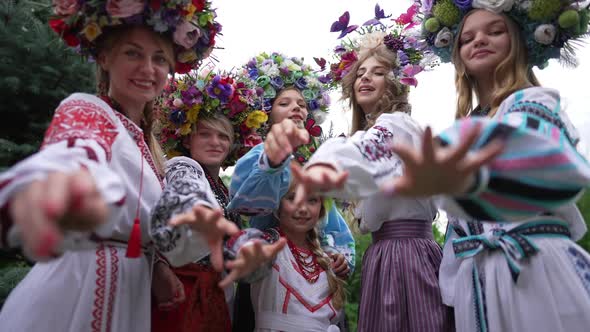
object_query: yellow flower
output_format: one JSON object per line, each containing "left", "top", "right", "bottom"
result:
{"left": 180, "top": 122, "right": 192, "bottom": 136}
{"left": 83, "top": 22, "right": 102, "bottom": 42}
{"left": 245, "top": 110, "right": 268, "bottom": 129}
{"left": 177, "top": 82, "right": 187, "bottom": 91}
{"left": 184, "top": 4, "right": 197, "bottom": 21}
{"left": 98, "top": 16, "right": 109, "bottom": 27}
{"left": 178, "top": 50, "right": 198, "bottom": 63}
{"left": 166, "top": 150, "right": 183, "bottom": 158}
{"left": 187, "top": 104, "right": 200, "bottom": 124}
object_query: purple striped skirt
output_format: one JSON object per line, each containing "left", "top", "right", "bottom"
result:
{"left": 358, "top": 220, "right": 454, "bottom": 332}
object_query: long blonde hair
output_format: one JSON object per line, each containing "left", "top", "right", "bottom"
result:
{"left": 95, "top": 26, "right": 174, "bottom": 174}
{"left": 341, "top": 44, "right": 410, "bottom": 134}
{"left": 279, "top": 180, "right": 346, "bottom": 310}
{"left": 452, "top": 10, "right": 540, "bottom": 118}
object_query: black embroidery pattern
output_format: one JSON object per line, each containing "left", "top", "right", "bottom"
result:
{"left": 355, "top": 126, "right": 395, "bottom": 162}
{"left": 151, "top": 160, "right": 212, "bottom": 253}
{"left": 505, "top": 100, "right": 577, "bottom": 145}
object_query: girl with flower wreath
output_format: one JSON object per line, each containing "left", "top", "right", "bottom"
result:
{"left": 0, "top": 1, "right": 238, "bottom": 331}
{"left": 362, "top": 0, "right": 590, "bottom": 331}
{"left": 284, "top": 7, "right": 456, "bottom": 330}
{"left": 222, "top": 178, "right": 346, "bottom": 332}
{"left": 149, "top": 70, "right": 285, "bottom": 332}
{"left": 227, "top": 52, "right": 356, "bottom": 332}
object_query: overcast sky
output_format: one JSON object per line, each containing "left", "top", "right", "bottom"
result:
{"left": 213, "top": 0, "right": 590, "bottom": 158}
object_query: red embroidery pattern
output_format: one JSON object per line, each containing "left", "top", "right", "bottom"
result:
{"left": 43, "top": 99, "right": 119, "bottom": 161}
{"left": 92, "top": 245, "right": 107, "bottom": 332}
{"left": 91, "top": 245, "right": 119, "bottom": 332}
{"left": 355, "top": 125, "right": 395, "bottom": 161}
{"left": 106, "top": 246, "right": 119, "bottom": 331}
{"left": 114, "top": 112, "right": 164, "bottom": 188}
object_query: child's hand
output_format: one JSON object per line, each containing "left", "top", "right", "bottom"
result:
{"left": 264, "top": 120, "right": 309, "bottom": 167}
{"left": 151, "top": 260, "right": 185, "bottom": 310}
{"left": 9, "top": 169, "right": 108, "bottom": 258}
{"left": 169, "top": 205, "right": 239, "bottom": 272}
{"left": 290, "top": 163, "right": 348, "bottom": 208}
{"left": 218, "top": 238, "right": 287, "bottom": 288}
{"left": 329, "top": 253, "right": 350, "bottom": 278}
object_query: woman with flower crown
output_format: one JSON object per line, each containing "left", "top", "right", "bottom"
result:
{"left": 148, "top": 70, "right": 286, "bottom": 332}
{"left": 368, "top": 0, "right": 590, "bottom": 331}
{"left": 0, "top": 1, "right": 238, "bottom": 331}
{"left": 277, "top": 8, "right": 455, "bottom": 331}
{"left": 227, "top": 52, "right": 356, "bottom": 331}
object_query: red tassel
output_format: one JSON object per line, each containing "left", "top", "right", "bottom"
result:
{"left": 126, "top": 218, "right": 142, "bottom": 258}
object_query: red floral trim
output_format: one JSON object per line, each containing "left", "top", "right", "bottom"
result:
{"left": 113, "top": 112, "right": 164, "bottom": 188}
{"left": 277, "top": 267, "right": 333, "bottom": 313}
{"left": 106, "top": 246, "right": 119, "bottom": 331}
{"left": 282, "top": 291, "right": 290, "bottom": 314}
{"left": 43, "top": 99, "right": 119, "bottom": 161}
{"left": 92, "top": 245, "right": 107, "bottom": 332}
{"left": 91, "top": 245, "right": 119, "bottom": 332}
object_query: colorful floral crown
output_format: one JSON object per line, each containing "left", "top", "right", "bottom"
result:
{"left": 238, "top": 52, "right": 332, "bottom": 126}
{"left": 49, "top": 0, "right": 221, "bottom": 74}
{"left": 325, "top": 3, "right": 437, "bottom": 87}
{"left": 157, "top": 69, "right": 268, "bottom": 166}
{"left": 420, "top": 0, "right": 590, "bottom": 68}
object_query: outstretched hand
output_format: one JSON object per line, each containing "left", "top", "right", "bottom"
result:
{"left": 218, "top": 237, "right": 287, "bottom": 288}
{"left": 169, "top": 205, "right": 239, "bottom": 272}
{"left": 9, "top": 169, "right": 108, "bottom": 257}
{"left": 290, "top": 163, "right": 348, "bottom": 207}
{"left": 381, "top": 126, "right": 504, "bottom": 197}
{"left": 264, "top": 120, "right": 310, "bottom": 167}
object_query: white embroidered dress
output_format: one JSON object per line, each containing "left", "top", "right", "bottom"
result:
{"left": 0, "top": 93, "right": 163, "bottom": 332}
{"left": 250, "top": 239, "right": 342, "bottom": 332}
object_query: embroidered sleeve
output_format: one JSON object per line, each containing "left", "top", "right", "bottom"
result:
{"left": 0, "top": 93, "right": 126, "bottom": 258}
{"left": 307, "top": 112, "right": 423, "bottom": 199}
{"left": 224, "top": 227, "right": 281, "bottom": 283}
{"left": 227, "top": 143, "right": 291, "bottom": 217}
{"left": 437, "top": 87, "right": 590, "bottom": 221}
{"left": 149, "top": 156, "right": 219, "bottom": 267}
{"left": 319, "top": 204, "right": 356, "bottom": 273}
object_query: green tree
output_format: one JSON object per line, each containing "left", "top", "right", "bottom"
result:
{"left": 0, "top": 0, "right": 95, "bottom": 306}
{"left": 0, "top": 0, "right": 95, "bottom": 170}
{"left": 576, "top": 192, "right": 590, "bottom": 252}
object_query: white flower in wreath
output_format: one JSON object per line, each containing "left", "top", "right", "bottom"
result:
{"left": 311, "top": 109, "right": 328, "bottom": 124}
{"left": 515, "top": 0, "right": 533, "bottom": 11}
{"left": 472, "top": 0, "right": 515, "bottom": 14}
{"left": 434, "top": 27, "right": 453, "bottom": 48}
{"left": 260, "top": 63, "right": 279, "bottom": 76}
{"left": 534, "top": 24, "right": 556, "bottom": 45}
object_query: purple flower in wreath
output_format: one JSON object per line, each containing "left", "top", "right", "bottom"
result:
{"left": 294, "top": 77, "right": 307, "bottom": 90}
{"left": 307, "top": 99, "right": 320, "bottom": 111}
{"left": 397, "top": 51, "right": 410, "bottom": 66}
{"left": 169, "top": 109, "right": 186, "bottom": 125}
{"left": 181, "top": 86, "right": 202, "bottom": 106}
{"left": 318, "top": 74, "right": 331, "bottom": 84}
{"left": 248, "top": 68, "right": 259, "bottom": 79}
{"left": 453, "top": 0, "right": 473, "bottom": 11}
{"left": 279, "top": 67, "right": 290, "bottom": 76}
{"left": 206, "top": 75, "right": 234, "bottom": 103}
{"left": 334, "top": 45, "right": 346, "bottom": 54}
{"left": 270, "top": 76, "right": 284, "bottom": 90}
{"left": 262, "top": 99, "right": 273, "bottom": 111}
{"left": 255, "top": 87, "right": 264, "bottom": 97}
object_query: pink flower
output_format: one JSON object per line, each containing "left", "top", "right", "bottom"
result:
{"left": 243, "top": 133, "right": 263, "bottom": 147}
{"left": 106, "top": 0, "right": 145, "bottom": 18}
{"left": 52, "top": 0, "right": 80, "bottom": 16}
{"left": 173, "top": 21, "right": 202, "bottom": 49}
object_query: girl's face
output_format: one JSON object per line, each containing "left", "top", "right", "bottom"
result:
{"left": 270, "top": 89, "right": 308, "bottom": 124}
{"left": 459, "top": 10, "right": 511, "bottom": 78}
{"left": 353, "top": 56, "right": 387, "bottom": 114}
{"left": 187, "top": 121, "right": 232, "bottom": 168}
{"left": 99, "top": 27, "right": 172, "bottom": 106}
{"left": 278, "top": 190, "right": 322, "bottom": 236}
